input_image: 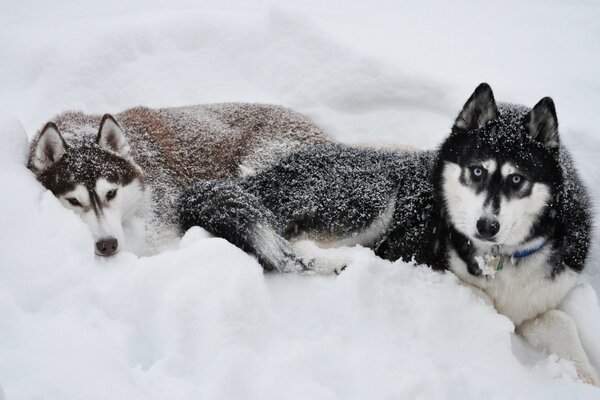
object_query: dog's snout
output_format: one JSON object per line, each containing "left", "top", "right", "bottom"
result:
{"left": 96, "top": 238, "right": 119, "bottom": 256}
{"left": 476, "top": 217, "right": 500, "bottom": 239}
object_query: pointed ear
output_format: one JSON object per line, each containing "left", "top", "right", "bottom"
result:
{"left": 32, "top": 122, "right": 68, "bottom": 171}
{"left": 97, "top": 114, "right": 129, "bottom": 155}
{"left": 454, "top": 83, "right": 498, "bottom": 130}
{"left": 524, "top": 97, "right": 559, "bottom": 148}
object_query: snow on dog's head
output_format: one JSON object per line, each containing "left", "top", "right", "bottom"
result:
{"left": 28, "top": 115, "right": 145, "bottom": 256}
{"left": 434, "top": 83, "right": 562, "bottom": 247}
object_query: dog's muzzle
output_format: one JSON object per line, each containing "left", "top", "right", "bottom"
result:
{"left": 96, "top": 238, "right": 119, "bottom": 256}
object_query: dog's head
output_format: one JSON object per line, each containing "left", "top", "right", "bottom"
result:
{"left": 28, "top": 114, "right": 145, "bottom": 256}
{"left": 434, "top": 83, "right": 561, "bottom": 247}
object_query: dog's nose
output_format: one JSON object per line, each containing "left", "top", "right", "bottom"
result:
{"left": 476, "top": 217, "right": 500, "bottom": 239}
{"left": 96, "top": 238, "right": 119, "bottom": 256}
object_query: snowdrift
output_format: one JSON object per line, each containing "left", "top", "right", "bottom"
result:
{"left": 2, "top": 1, "right": 600, "bottom": 398}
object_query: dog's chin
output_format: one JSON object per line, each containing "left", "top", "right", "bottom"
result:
{"left": 453, "top": 224, "right": 515, "bottom": 247}
{"left": 473, "top": 235, "right": 497, "bottom": 244}
{"left": 95, "top": 250, "right": 120, "bottom": 257}
{"left": 471, "top": 234, "right": 527, "bottom": 248}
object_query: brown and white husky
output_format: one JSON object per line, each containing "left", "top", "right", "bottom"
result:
{"left": 28, "top": 103, "right": 327, "bottom": 256}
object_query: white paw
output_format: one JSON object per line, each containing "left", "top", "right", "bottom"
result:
{"left": 575, "top": 362, "right": 600, "bottom": 387}
{"left": 303, "top": 257, "right": 348, "bottom": 275}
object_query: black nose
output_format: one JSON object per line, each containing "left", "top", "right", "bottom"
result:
{"left": 476, "top": 218, "right": 500, "bottom": 239}
{"left": 96, "top": 238, "right": 119, "bottom": 256}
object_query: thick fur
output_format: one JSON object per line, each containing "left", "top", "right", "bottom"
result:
{"left": 179, "top": 145, "right": 437, "bottom": 271}
{"left": 28, "top": 103, "right": 328, "bottom": 255}
{"left": 178, "top": 84, "right": 598, "bottom": 384}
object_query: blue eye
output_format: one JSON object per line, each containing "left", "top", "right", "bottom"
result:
{"left": 473, "top": 167, "right": 484, "bottom": 177}
{"left": 511, "top": 175, "right": 523, "bottom": 184}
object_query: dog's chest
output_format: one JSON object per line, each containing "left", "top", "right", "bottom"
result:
{"left": 448, "top": 248, "right": 577, "bottom": 325}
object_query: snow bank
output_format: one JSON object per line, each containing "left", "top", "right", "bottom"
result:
{"left": 0, "top": 177, "right": 596, "bottom": 399}
{"left": 2, "top": 0, "right": 600, "bottom": 399}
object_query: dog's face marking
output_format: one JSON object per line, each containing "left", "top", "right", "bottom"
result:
{"left": 442, "top": 160, "right": 551, "bottom": 246}
{"left": 436, "top": 83, "right": 562, "bottom": 248}
{"left": 29, "top": 116, "right": 145, "bottom": 256}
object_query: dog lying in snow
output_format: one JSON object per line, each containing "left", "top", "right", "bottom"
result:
{"left": 178, "top": 84, "right": 600, "bottom": 385}
{"left": 28, "top": 103, "right": 327, "bottom": 256}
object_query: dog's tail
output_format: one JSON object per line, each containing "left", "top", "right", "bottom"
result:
{"left": 178, "top": 179, "right": 307, "bottom": 272}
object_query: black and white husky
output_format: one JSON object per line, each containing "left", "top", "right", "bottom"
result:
{"left": 178, "top": 84, "right": 599, "bottom": 384}
{"left": 28, "top": 104, "right": 327, "bottom": 256}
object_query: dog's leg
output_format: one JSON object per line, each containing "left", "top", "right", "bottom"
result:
{"left": 517, "top": 309, "right": 599, "bottom": 386}
{"left": 178, "top": 180, "right": 307, "bottom": 272}
{"left": 559, "top": 283, "right": 600, "bottom": 375}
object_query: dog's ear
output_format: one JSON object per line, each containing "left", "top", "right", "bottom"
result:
{"left": 97, "top": 114, "right": 129, "bottom": 155}
{"left": 32, "top": 122, "right": 68, "bottom": 171}
{"left": 524, "top": 97, "right": 559, "bottom": 148}
{"left": 454, "top": 83, "right": 498, "bottom": 130}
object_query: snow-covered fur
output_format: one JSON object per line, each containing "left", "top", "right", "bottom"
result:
{"left": 28, "top": 104, "right": 327, "bottom": 255}
{"left": 178, "top": 84, "right": 598, "bottom": 384}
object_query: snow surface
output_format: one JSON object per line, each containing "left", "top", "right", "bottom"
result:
{"left": 2, "top": 0, "right": 600, "bottom": 398}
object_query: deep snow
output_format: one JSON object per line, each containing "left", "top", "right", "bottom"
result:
{"left": 2, "top": 1, "right": 600, "bottom": 399}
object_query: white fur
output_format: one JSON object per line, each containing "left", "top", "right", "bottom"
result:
{"left": 32, "top": 125, "right": 67, "bottom": 171}
{"left": 449, "top": 246, "right": 577, "bottom": 325}
{"left": 481, "top": 159, "right": 497, "bottom": 174}
{"left": 500, "top": 163, "right": 516, "bottom": 177}
{"left": 59, "top": 178, "right": 145, "bottom": 255}
{"left": 97, "top": 118, "right": 130, "bottom": 156}
{"left": 442, "top": 161, "right": 551, "bottom": 246}
{"left": 518, "top": 309, "right": 599, "bottom": 385}
{"left": 496, "top": 183, "right": 551, "bottom": 246}
{"left": 291, "top": 240, "right": 350, "bottom": 275}
{"left": 250, "top": 224, "right": 304, "bottom": 272}
{"left": 237, "top": 164, "right": 256, "bottom": 177}
{"left": 559, "top": 284, "right": 600, "bottom": 374}
{"left": 442, "top": 162, "right": 488, "bottom": 239}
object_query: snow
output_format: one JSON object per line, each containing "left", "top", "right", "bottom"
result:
{"left": 2, "top": 0, "right": 600, "bottom": 398}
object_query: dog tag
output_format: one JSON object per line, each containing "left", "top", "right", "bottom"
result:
{"left": 476, "top": 252, "right": 503, "bottom": 278}
{"left": 487, "top": 254, "right": 503, "bottom": 271}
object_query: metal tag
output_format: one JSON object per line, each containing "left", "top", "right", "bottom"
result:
{"left": 477, "top": 245, "right": 504, "bottom": 278}
{"left": 487, "top": 254, "right": 503, "bottom": 271}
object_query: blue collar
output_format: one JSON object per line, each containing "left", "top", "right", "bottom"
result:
{"left": 512, "top": 240, "right": 548, "bottom": 259}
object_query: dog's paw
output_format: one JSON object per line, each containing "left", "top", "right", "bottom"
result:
{"left": 279, "top": 254, "right": 309, "bottom": 273}
{"left": 575, "top": 363, "right": 600, "bottom": 387}
{"left": 334, "top": 265, "right": 348, "bottom": 275}
{"left": 302, "top": 257, "right": 348, "bottom": 275}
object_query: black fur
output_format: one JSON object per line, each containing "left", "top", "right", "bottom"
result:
{"left": 178, "top": 84, "right": 591, "bottom": 277}
{"left": 179, "top": 146, "right": 439, "bottom": 271}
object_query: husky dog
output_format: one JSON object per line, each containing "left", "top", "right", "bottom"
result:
{"left": 178, "top": 84, "right": 598, "bottom": 384}
{"left": 28, "top": 104, "right": 327, "bottom": 256}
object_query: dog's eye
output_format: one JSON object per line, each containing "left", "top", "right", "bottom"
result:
{"left": 106, "top": 189, "right": 117, "bottom": 201}
{"left": 510, "top": 174, "right": 525, "bottom": 187}
{"left": 67, "top": 198, "right": 81, "bottom": 207}
{"left": 471, "top": 166, "right": 486, "bottom": 179}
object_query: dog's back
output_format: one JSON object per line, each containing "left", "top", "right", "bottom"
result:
{"left": 54, "top": 103, "right": 325, "bottom": 176}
